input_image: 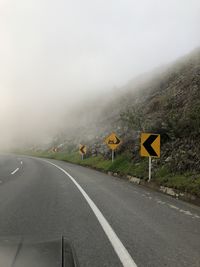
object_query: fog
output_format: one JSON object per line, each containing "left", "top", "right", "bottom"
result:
{"left": 0, "top": 0, "right": 199, "bottom": 150}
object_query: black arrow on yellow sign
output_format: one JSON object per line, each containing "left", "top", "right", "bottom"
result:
{"left": 141, "top": 133, "right": 160, "bottom": 158}
{"left": 143, "top": 135, "right": 159, "bottom": 157}
{"left": 108, "top": 136, "right": 120, "bottom": 145}
{"left": 80, "top": 145, "right": 86, "bottom": 154}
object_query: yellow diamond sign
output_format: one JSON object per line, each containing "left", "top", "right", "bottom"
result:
{"left": 105, "top": 132, "right": 121, "bottom": 150}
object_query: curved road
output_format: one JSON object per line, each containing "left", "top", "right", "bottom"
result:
{"left": 0, "top": 154, "right": 199, "bottom": 266}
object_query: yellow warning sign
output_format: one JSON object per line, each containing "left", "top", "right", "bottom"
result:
{"left": 141, "top": 133, "right": 160, "bottom": 158}
{"left": 79, "top": 144, "right": 87, "bottom": 155}
{"left": 105, "top": 132, "right": 121, "bottom": 150}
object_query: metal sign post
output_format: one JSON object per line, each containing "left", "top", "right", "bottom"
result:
{"left": 111, "top": 150, "right": 114, "bottom": 163}
{"left": 82, "top": 154, "right": 84, "bottom": 160}
{"left": 148, "top": 157, "right": 151, "bottom": 182}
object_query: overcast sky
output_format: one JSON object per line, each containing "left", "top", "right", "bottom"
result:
{"left": 0, "top": 0, "right": 200, "bottom": 149}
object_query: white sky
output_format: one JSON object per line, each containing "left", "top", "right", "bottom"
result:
{"left": 0, "top": 0, "right": 200, "bottom": 149}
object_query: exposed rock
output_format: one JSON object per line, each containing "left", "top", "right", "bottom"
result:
{"left": 128, "top": 176, "right": 141, "bottom": 184}
{"left": 165, "top": 156, "right": 172, "bottom": 162}
{"left": 160, "top": 186, "right": 179, "bottom": 197}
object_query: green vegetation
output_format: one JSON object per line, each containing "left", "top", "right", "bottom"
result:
{"left": 153, "top": 165, "right": 200, "bottom": 197}
{"left": 28, "top": 151, "right": 200, "bottom": 197}
{"left": 189, "top": 100, "right": 200, "bottom": 134}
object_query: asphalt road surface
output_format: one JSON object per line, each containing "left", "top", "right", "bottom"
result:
{"left": 0, "top": 153, "right": 199, "bottom": 267}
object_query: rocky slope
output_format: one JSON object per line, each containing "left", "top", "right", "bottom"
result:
{"left": 48, "top": 47, "right": 200, "bottom": 176}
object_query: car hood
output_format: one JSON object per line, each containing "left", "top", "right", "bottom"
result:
{"left": 0, "top": 236, "right": 78, "bottom": 267}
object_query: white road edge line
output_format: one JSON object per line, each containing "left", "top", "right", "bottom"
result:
{"left": 11, "top": 167, "right": 19, "bottom": 175}
{"left": 44, "top": 160, "right": 137, "bottom": 267}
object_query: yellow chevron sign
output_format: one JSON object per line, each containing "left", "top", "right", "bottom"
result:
{"left": 79, "top": 144, "right": 87, "bottom": 155}
{"left": 141, "top": 133, "right": 160, "bottom": 158}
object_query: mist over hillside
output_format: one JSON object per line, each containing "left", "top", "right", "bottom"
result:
{"left": 1, "top": 0, "right": 199, "bottom": 151}
{"left": 30, "top": 46, "right": 200, "bottom": 197}
{"left": 46, "top": 47, "right": 200, "bottom": 156}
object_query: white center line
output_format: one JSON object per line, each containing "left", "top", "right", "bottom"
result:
{"left": 44, "top": 159, "right": 137, "bottom": 267}
{"left": 156, "top": 199, "right": 166, "bottom": 205}
{"left": 20, "top": 161, "right": 23, "bottom": 165}
{"left": 168, "top": 204, "right": 179, "bottom": 210}
{"left": 11, "top": 167, "right": 19, "bottom": 175}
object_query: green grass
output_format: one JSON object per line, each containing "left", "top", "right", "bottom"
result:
{"left": 154, "top": 166, "right": 200, "bottom": 197}
{"left": 155, "top": 173, "right": 200, "bottom": 197}
{"left": 27, "top": 150, "right": 200, "bottom": 197}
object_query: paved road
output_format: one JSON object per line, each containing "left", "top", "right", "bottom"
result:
{"left": 0, "top": 154, "right": 199, "bottom": 267}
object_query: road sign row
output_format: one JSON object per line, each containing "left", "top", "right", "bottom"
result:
{"left": 104, "top": 132, "right": 160, "bottom": 158}
{"left": 79, "top": 132, "right": 160, "bottom": 158}
{"left": 79, "top": 132, "right": 160, "bottom": 181}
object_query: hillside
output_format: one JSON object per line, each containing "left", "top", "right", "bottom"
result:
{"left": 31, "top": 47, "right": 200, "bottom": 198}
